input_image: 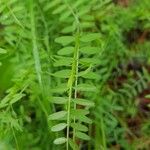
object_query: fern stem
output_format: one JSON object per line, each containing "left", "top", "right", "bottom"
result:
{"left": 66, "top": 31, "right": 80, "bottom": 150}
{"left": 66, "top": 86, "right": 73, "bottom": 150}
{"left": 65, "top": 3, "right": 80, "bottom": 148}
{"left": 73, "top": 32, "right": 80, "bottom": 146}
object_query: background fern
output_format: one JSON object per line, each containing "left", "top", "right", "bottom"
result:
{"left": 0, "top": 0, "right": 150, "bottom": 149}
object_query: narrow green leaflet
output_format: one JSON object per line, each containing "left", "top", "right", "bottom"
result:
{"left": 74, "top": 115, "right": 92, "bottom": 124}
{"left": 55, "top": 36, "right": 74, "bottom": 46}
{"left": 53, "top": 137, "right": 67, "bottom": 145}
{"left": 78, "top": 6, "right": 90, "bottom": 16}
{"left": 48, "top": 111, "right": 67, "bottom": 120}
{"left": 80, "top": 72, "right": 100, "bottom": 80}
{"left": 10, "top": 93, "right": 25, "bottom": 105}
{"left": 51, "top": 83, "right": 68, "bottom": 93}
{"left": 75, "top": 131, "right": 90, "bottom": 141}
{"left": 77, "top": 66, "right": 92, "bottom": 76}
{"left": 52, "top": 69, "right": 71, "bottom": 78}
{"left": 80, "top": 33, "right": 100, "bottom": 42}
{"left": 80, "top": 46, "right": 100, "bottom": 55}
{"left": 43, "top": 0, "right": 61, "bottom": 11}
{"left": 71, "top": 109, "right": 90, "bottom": 116}
{"left": 73, "top": 98, "right": 95, "bottom": 107}
{"left": 53, "top": 58, "right": 72, "bottom": 67}
{"left": 0, "top": 48, "right": 7, "bottom": 54}
{"left": 50, "top": 97, "right": 68, "bottom": 104}
{"left": 80, "top": 58, "right": 100, "bottom": 65}
{"left": 80, "top": 22, "right": 94, "bottom": 29}
{"left": 71, "top": 123, "right": 88, "bottom": 132}
{"left": 76, "top": 83, "right": 97, "bottom": 92}
{"left": 60, "top": 10, "right": 72, "bottom": 21}
{"left": 51, "top": 123, "right": 67, "bottom": 132}
{"left": 52, "top": 5, "right": 67, "bottom": 14}
{"left": 61, "top": 26, "right": 75, "bottom": 34}
{"left": 57, "top": 47, "right": 74, "bottom": 55}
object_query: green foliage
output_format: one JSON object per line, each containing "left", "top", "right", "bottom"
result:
{"left": 0, "top": 0, "right": 150, "bottom": 150}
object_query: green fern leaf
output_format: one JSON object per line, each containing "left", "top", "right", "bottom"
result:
{"left": 50, "top": 97, "right": 68, "bottom": 104}
{"left": 48, "top": 111, "right": 67, "bottom": 120}
{"left": 57, "top": 47, "right": 74, "bottom": 55}
{"left": 0, "top": 48, "right": 7, "bottom": 54}
{"left": 75, "top": 131, "right": 90, "bottom": 141}
{"left": 74, "top": 115, "right": 92, "bottom": 124}
{"left": 76, "top": 83, "right": 97, "bottom": 92}
{"left": 73, "top": 98, "right": 95, "bottom": 107}
{"left": 80, "top": 33, "right": 100, "bottom": 42}
{"left": 52, "top": 69, "right": 71, "bottom": 78}
{"left": 53, "top": 137, "right": 67, "bottom": 145}
{"left": 55, "top": 36, "right": 74, "bottom": 46}
{"left": 71, "top": 123, "right": 88, "bottom": 132}
{"left": 51, "top": 123, "right": 67, "bottom": 132}
{"left": 80, "top": 46, "right": 100, "bottom": 55}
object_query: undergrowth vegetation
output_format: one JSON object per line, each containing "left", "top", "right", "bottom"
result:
{"left": 0, "top": 0, "right": 150, "bottom": 149}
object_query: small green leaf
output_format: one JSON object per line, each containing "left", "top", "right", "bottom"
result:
{"left": 71, "top": 123, "right": 88, "bottom": 132}
{"left": 0, "top": 48, "right": 7, "bottom": 54}
{"left": 53, "top": 137, "right": 67, "bottom": 145}
{"left": 80, "top": 46, "right": 100, "bottom": 55}
{"left": 48, "top": 111, "right": 67, "bottom": 120}
{"left": 44, "top": 0, "right": 60, "bottom": 11}
{"left": 80, "top": 33, "right": 100, "bottom": 42}
{"left": 75, "top": 131, "right": 90, "bottom": 141}
{"left": 76, "top": 84, "right": 97, "bottom": 92}
{"left": 71, "top": 109, "right": 89, "bottom": 116}
{"left": 52, "top": 5, "right": 67, "bottom": 14}
{"left": 55, "top": 36, "right": 74, "bottom": 46}
{"left": 80, "top": 58, "right": 100, "bottom": 65}
{"left": 52, "top": 70, "right": 71, "bottom": 78}
{"left": 10, "top": 93, "right": 25, "bottom": 105}
{"left": 50, "top": 97, "right": 68, "bottom": 104}
{"left": 81, "top": 22, "right": 94, "bottom": 29}
{"left": 73, "top": 98, "right": 95, "bottom": 107}
{"left": 60, "top": 10, "right": 72, "bottom": 21}
{"left": 53, "top": 58, "right": 72, "bottom": 67}
{"left": 51, "top": 83, "right": 68, "bottom": 93}
{"left": 57, "top": 47, "right": 74, "bottom": 55}
{"left": 74, "top": 115, "right": 92, "bottom": 124}
{"left": 51, "top": 123, "right": 67, "bottom": 132}
{"left": 80, "top": 72, "right": 99, "bottom": 80}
